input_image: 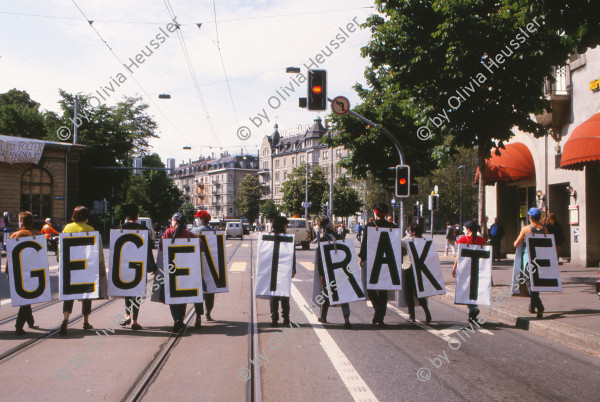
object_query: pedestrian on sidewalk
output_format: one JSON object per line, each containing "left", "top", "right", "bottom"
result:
{"left": 269, "top": 216, "right": 296, "bottom": 327}
{"left": 489, "top": 217, "right": 505, "bottom": 261}
{"left": 359, "top": 203, "right": 396, "bottom": 326}
{"left": 59, "top": 206, "right": 106, "bottom": 336}
{"left": 315, "top": 217, "right": 352, "bottom": 329}
{"left": 544, "top": 213, "right": 565, "bottom": 254}
{"left": 452, "top": 220, "right": 486, "bottom": 323}
{"left": 356, "top": 222, "right": 363, "bottom": 243}
{"left": 191, "top": 210, "right": 217, "bottom": 327}
{"left": 5, "top": 211, "right": 41, "bottom": 335}
{"left": 514, "top": 207, "right": 548, "bottom": 318}
{"left": 402, "top": 223, "right": 432, "bottom": 323}
{"left": 160, "top": 212, "right": 203, "bottom": 333}
{"left": 444, "top": 221, "right": 456, "bottom": 257}
{"left": 118, "top": 203, "right": 157, "bottom": 330}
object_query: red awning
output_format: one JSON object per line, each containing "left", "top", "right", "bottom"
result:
{"left": 560, "top": 112, "right": 600, "bottom": 170}
{"left": 475, "top": 142, "right": 535, "bottom": 184}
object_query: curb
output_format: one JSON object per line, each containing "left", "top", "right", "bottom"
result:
{"left": 435, "top": 287, "right": 600, "bottom": 356}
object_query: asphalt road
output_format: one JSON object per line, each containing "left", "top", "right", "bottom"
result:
{"left": 0, "top": 234, "right": 598, "bottom": 401}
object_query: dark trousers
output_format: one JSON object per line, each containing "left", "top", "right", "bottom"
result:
{"left": 269, "top": 296, "right": 290, "bottom": 321}
{"left": 124, "top": 297, "right": 139, "bottom": 321}
{"left": 63, "top": 300, "right": 92, "bottom": 316}
{"left": 16, "top": 305, "right": 34, "bottom": 330}
{"left": 367, "top": 290, "right": 388, "bottom": 318}
{"left": 403, "top": 269, "right": 428, "bottom": 317}
{"left": 491, "top": 237, "right": 501, "bottom": 260}
{"left": 194, "top": 293, "right": 215, "bottom": 317}
{"left": 320, "top": 284, "right": 350, "bottom": 318}
{"left": 170, "top": 304, "right": 186, "bottom": 322}
{"left": 530, "top": 291, "right": 544, "bottom": 311}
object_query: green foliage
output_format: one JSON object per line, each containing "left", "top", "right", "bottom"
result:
{"left": 0, "top": 89, "right": 46, "bottom": 139}
{"left": 182, "top": 202, "right": 196, "bottom": 224}
{"left": 260, "top": 199, "right": 279, "bottom": 221}
{"left": 234, "top": 175, "right": 268, "bottom": 223}
{"left": 281, "top": 164, "right": 329, "bottom": 217}
{"left": 330, "top": 176, "right": 363, "bottom": 220}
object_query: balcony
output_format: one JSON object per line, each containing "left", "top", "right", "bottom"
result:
{"left": 535, "top": 65, "right": 571, "bottom": 140}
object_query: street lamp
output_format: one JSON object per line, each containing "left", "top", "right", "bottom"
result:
{"left": 458, "top": 165, "right": 466, "bottom": 228}
{"left": 304, "top": 150, "right": 313, "bottom": 219}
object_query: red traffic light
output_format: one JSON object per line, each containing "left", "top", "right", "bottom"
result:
{"left": 312, "top": 85, "right": 322, "bottom": 94}
{"left": 398, "top": 178, "right": 407, "bottom": 185}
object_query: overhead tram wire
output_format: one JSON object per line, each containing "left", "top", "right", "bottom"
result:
{"left": 69, "top": 0, "right": 194, "bottom": 147}
{"left": 163, "top": 0, "right": 221, "bottom": 147}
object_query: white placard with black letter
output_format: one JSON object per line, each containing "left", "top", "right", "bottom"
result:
{"left": 406, "top": 237, "right": 446, "bottom": 298}
{"left": 198, "top": 231, "right": 229, "bottom": 293}
{"left": 320, "top": 238, "right": 365, "bottom": 305}
{"left": 255, "top": 233, "right": 295, "bottom": 298}
{"left": 108, "top": 229, "right": 149, "bottom": 297}
{"left": 59, "top": 232, "right": 101, "bottom": 300}
{"left": 163, "top": 238, "right": 203, "bottom": 304}
{"left": 6, "top": 236, "right": 52, "bottom": 306}
{"left": 526, "top": 234, "right": 562, "bottom": 292}
{"left": 455, "top": 244, "right": 492, "bottom": 305}
{"left": 365, "top": 227, "right": 402, "bottom": 290}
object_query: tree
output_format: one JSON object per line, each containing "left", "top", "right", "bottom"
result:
{"left": 332, "top": 0, "right": 583, "bottom": 233}
{"left": 260, "top": 200, "right": 279, "bottom": 221}
{"left": 281, "top": 164, "right": 329, "bottom": 217}
{"left": 329, "top": 176, "right": 363, "bottom": 223}
{"left": 234, "top": 175, "right": 268, "bottom": 223}
{"left": 182, "top": 203, "right": 196, "bottom": 224}
{"left": 0, "top": 89, "right": 46, "bottom": 139}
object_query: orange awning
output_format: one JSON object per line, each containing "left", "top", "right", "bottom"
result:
{"left": 475, "top": 142, "right": 535, "bottom": 184}
{"left": 560, "top": 113, "right": 600, "bottom": 170}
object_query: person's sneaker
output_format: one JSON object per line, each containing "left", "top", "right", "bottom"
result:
{"left": 26, "top": 318, "right": 35, "bottom": 328}
{"left": 283, "top": 318, "right": 290, "bottom": 326}
{"left": 317, "top": 317, "right": 327, "bottom": 324}
{"left": 271, "top": 319, "right": 279, "bottom": 328}
{"left": 344, "top": 317, "right": 352, "bottom": 330}
{"left": 172, "top": 320, "right": 184, "bottom": 333}
{"left": 406, "top": 316, "right": 415, "bottom": 323}
{"left": 205, "top": 313, "right": 214, "bottom": 321}
{"left": 120, "top": 318, "right": 131, "bottom": 327}
{"left": 372, "top": 315, "right": 378, "bottom": 325}
{"left": 195, "top": 318, "right": 202, "bottom": 328}
{"left": 131, "top": 323, "right": 143, "bottom": 330}
{"left": 59, "top": 319, "right": 68, "bottom": 336}
{"left": 15, "top": 327, "right": 25, "bottom": 336}
{"left": 83, "top": 322, "right": 94, "bottom": 330}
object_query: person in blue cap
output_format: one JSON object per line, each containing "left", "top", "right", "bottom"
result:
{"left": 514, "top": 207, "right": 548, "bottom": 318}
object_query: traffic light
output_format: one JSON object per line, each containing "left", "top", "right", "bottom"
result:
{"left": 321, "top": 202, "right": 328, "bottom": 216}
{"left": 307, "top": 70, "right": 327, "bottom": 111}
{"left": 413, "top": 204, "right": 418, "bottom": 216}
{"left": 395, "top": 165, "right": 410, "bottom": 197}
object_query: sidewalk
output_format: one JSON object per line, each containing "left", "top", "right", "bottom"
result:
{"left": 437, "top": 254, "right": 600, "bottom": 356}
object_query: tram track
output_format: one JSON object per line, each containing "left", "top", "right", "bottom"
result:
{"left": 122, "top": 238, "right": 245, "bottom": 402}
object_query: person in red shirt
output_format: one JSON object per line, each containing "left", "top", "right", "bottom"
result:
{"left": 452, "top": 220, "right": 486, "bottom": 323}
{"left": 41, "top": 218, "right": 59, "bottom": 239}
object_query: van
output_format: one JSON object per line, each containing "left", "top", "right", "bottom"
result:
{"left": 226, "top": 221, "right": 244, "bottom": 240}
{"left": 138, "top": 217, "right": 154, "bottom": 241}
{"left": 287, "top": 218, "right": 311, "bottom": 249}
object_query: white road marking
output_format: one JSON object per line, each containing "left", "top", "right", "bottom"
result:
{"left": 291, "top": 285, "right": 378, "bottom": 402}
{"left": 229, "top": 262, "right": 247, "bottom": 272}
{"left": 242, "top": 244, "right": 249, "bottom": 248}
{"left": 299, "top": 261, "right": 314, "bottom": 271}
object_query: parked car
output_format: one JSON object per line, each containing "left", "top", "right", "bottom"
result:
{"left": 243, "top": 223, "right": 250, "bottom": 235}
{"left": 226, "top": 221, "right": 244, "bottom": 240}
{"left": 287, "top": 218, "right": 311, "bottom": 249}
{"left": 138, "top": 217, "right": 155, "bottom": 241}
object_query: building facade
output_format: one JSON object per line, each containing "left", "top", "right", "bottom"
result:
{"left": 171, "top": 153, "right": 259, "bottom": 219}
{"left": 483, "top": 47, "right": 600, "bottom": 266}
{"left": 0, "top": 135, "right": 84, "bottom": 229}
{"left": 258, "top": 117, "right": 352, "bottom": 206}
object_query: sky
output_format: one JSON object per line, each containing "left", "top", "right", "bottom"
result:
{"left": 0, "top": 0, "right": 375, "bottom": 166}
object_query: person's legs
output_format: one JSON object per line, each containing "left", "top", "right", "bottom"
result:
{"left": 445, "top": 239, "right": 450, "bottom": 256}
{"left": 367, "top": 289, "right": 380, "bottom": 322}
{"left": 467, "top": 304, "right": 480, "bottom": 321}
{"left": 418, "top": 297, "right": 431, "bottom": 322}
{"left": 404, "top": 269, "right": 416, "bottom": 320}
{"left": 341, "top": 303, "right": 351, "bottom": 329}
{"left": 378, "top": 290, "right": 388, "bottom": 324}
{"left": 319, "top": 291, "right": 330, "bottom": 322}
{"left": 281, "top": 297, "right": 290, "bottom": 324}
{"left": 531, "top": 292, "right": 544, "bottom": 317}
{"left": 205, "top": 293, "right": 215, "bottom": 319}
{"left": 269, "top": 297, "right": 280, "bottom": 322}
{"left": 82, "top": 300, "right": 92, "bottom": 328}
{"left": 16, "top": 306, "right": 29, "bottom": 333}
{"left": 194, "top": 302, "right": 204, "bottom": 327}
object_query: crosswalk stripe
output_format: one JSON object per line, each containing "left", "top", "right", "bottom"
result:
{"left": 299, "top": 261, "right": 314, "bottom": 271}
{"left": 229, "top": 262, "right": 247, "bottom": 272}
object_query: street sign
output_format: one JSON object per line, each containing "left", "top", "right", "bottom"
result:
{"left": 302, "top": 202, "right": 312, "bottom": 208}
{"left": 331, "top": 96, "right": 350, "bottom": 115}
{"left": 434, "top": 185, "right": 439, "bottom": 194}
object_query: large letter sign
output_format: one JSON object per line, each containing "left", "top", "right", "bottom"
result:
{"left": 366, "top": 227, "right": 402, "bottom": 290}
{"left": 59, "top": 232, "right": 101, "bottom": 300}
{"left": 198, "top": 231, "right": 229, "bottom": 293}
{"left": 163, "top": 238, "right": 203, "bottom": 304}
{"left": 320, "top": 238, "right": 365, "bottom": 305}
{"left": 455, "top": 244, "right": 492, "bottom": 305}
{"left": 255, "top": 233, "right": 295, "bottom": 298}
{"left": 406, "top": 238, "right": 446, "bottom": 298}
{"left": 6, "top": 236, "right": 51, "bottom": 306}
{"left": 527, "top": 234, "right": 561, "bottom": 292}
{"left": 108, "top": 229, "right": 149, "bottom": 297}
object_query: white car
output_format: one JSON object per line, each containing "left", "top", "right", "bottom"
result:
{"left": 226, "top": 221, "right": 244, "bottom": 240}
{"left": 138, "top": 217, "right": 154, "bottom": 241}
{"left": 287, "top": 218, "right": 311, "bottom": 249}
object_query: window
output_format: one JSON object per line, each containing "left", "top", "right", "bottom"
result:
{"left": 323, "top": 151, "right": 328, "bottom": 160}
{"left": 306, "top": 140, "right": 312, "bottom": 147}
{"left": 263, "top": 161, "right": 268, "bottom": 169}
{"left": 229, "top": 174, "right": 233, "bottom": 181}
{"left": 229, "top": 207, "right": 233, "bottom": 214}
{"left": 295, "top": 220, "right": 307, "bottom": 228}
{"left": 284, "top": 172, "right": 288, "bottom": 180}
{"left": 300, "top": 155, "right": 305, "bottom": 163}
{"left": 275, "top": 186, "right": 280, "bottom": 194}
{"left": 21, "top": 168, "right": 53, "bottom": 221}
{"left": 275, "top": 160, "right": 279, "bottom": 168}
{"left": 275, "top": 172, "right": 280, "bottom": 181}
{"left": 284, "top": 158, "right": 288, "bottom": 167}
{"left": 291, "top": 157, "right": 295, "bottom": 166}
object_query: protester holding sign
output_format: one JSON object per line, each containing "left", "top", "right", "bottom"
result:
{"left": 117, "top": 203, "right": 157, "bottom": 330}
{"left": 191, "top": 210, "right": 217, "bottom": 327}
{"left": 268, "top": 216, "right": 296, "bottom": 327}
{"left": 4, "top": 211, "right": 41, "bottom": 335}
{"left": 401, "top": 223, "right": 432, "bottom": 323}
{"left": 514, "top": 207, "right": 548, "bottom": 318}
{"left": 315, "top": 218, "right": 352, "bottom": 329}
{"left": 359, "top": 202, "right": 396, "bottom": 326}
{"left": 59, "top": 206, "right": 105, "bottom": 336}
{"left": 160, "top": 212, "right": 204, "bottom": 333}
{"left": 452, "top": 220, "right": 487, "bottom": 323}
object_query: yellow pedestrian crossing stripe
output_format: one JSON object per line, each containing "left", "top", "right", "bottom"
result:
{"left": 230, "top": 262, "right": 247, "bottom": 272}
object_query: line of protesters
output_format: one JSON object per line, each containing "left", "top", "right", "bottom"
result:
{"left": 3, "top": 202, "right": 556, "bottom": 336}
